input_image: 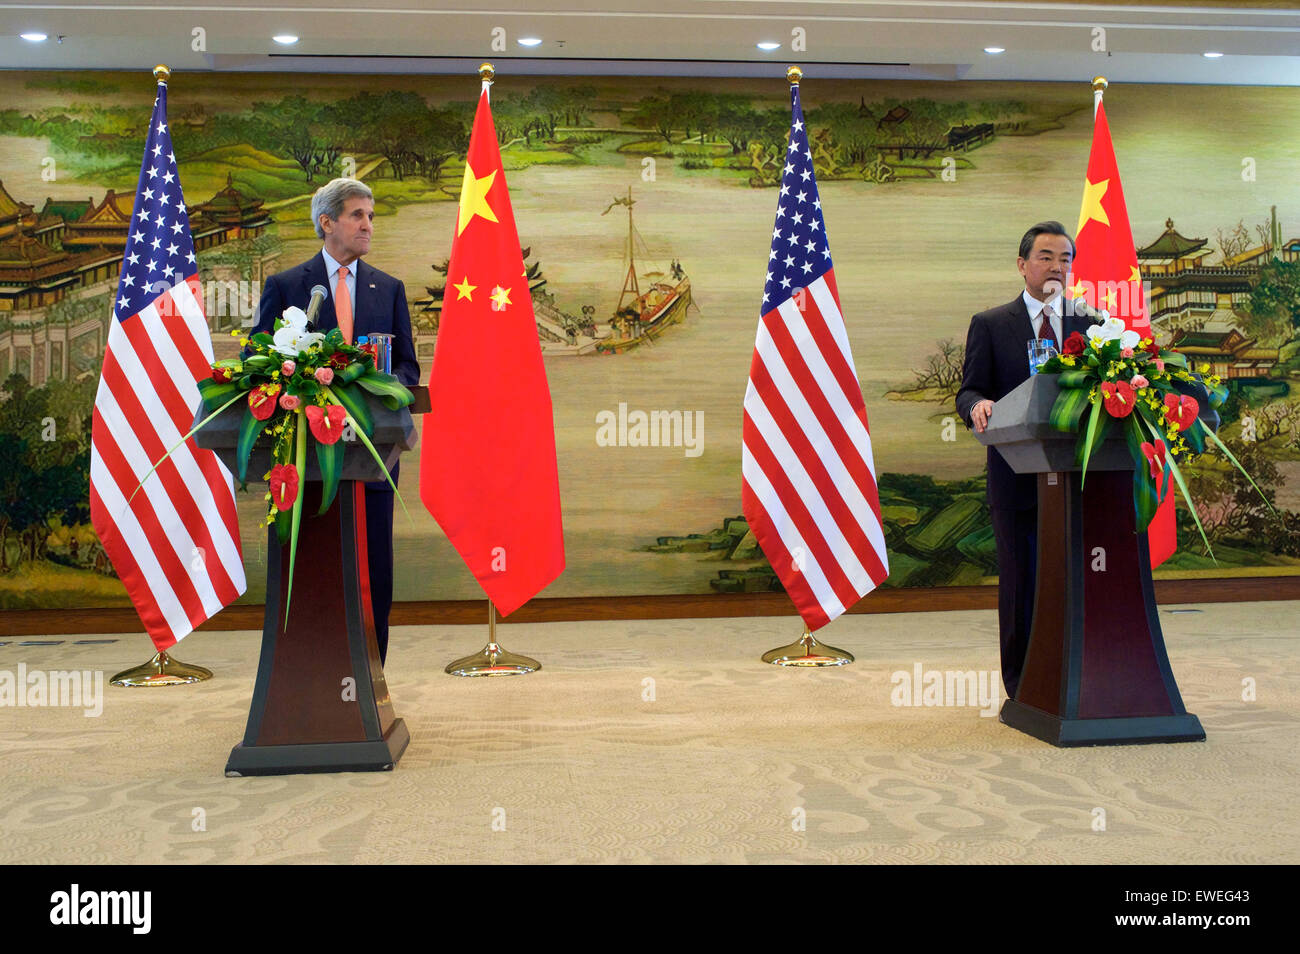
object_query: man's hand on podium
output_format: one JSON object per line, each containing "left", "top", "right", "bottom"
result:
{"left": 971, "top": 399, "right": 995, "bottom": 433}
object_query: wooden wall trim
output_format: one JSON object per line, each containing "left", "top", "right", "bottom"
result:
{"left": 2, "top": 576, "right": 1297, "bottom": 637}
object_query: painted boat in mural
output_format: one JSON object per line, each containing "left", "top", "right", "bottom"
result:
{"left": 595, "top": 187, "right": 693, "bottom": 355}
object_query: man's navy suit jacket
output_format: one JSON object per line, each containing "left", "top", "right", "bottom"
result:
{"left": 251, "top": 252, "right": 420, "bottom": 490}
{"left": 955, "top": 295, "right": 1090, "bottom": 510}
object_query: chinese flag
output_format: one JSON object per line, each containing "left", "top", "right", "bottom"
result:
{"left": 419, "top": 85, "right": 565, "bottom": 614}
{"left": 1072, "top": 93, "right": 1175, "bottom": 567}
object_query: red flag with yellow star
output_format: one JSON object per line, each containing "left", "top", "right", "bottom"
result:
{"left": 419, "top": 84, "right": 565, "bottom": 614}
{"left": 1072, "top": 92, "right": 1175, "bottom": 567}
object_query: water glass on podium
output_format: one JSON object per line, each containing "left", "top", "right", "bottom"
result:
{"left": 1027, "top": 339, "right": 1057, "bottom": 375}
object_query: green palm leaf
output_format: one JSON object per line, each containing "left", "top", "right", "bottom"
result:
{"left": 315, "top": 438, "right": 344, "bottom": 516}
{"left": 354, "top": 371, "right": 415, "bottom": 410}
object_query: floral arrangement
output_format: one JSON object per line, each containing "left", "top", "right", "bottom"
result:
{"left": 1038, "top": 312, "right": 1271, "bottom": 555}
{"left": 144, "top": 306, "right": 413, "bottom": 617}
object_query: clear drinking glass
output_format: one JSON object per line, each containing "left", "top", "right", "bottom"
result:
{"left": 1027, "top": 339, "right": 1057, "bottom": 375}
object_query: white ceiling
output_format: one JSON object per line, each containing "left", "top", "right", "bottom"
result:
{"left": 1, "top": 1, "right": 1299, "bottom": 85}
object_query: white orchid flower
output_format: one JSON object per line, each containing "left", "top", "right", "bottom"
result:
{"left": 1086, "top": 315, "right": 1127, "bottom": 346}
{"left": 272, "top": 327, "right": 324, "bottom": 357}
{"left": 278, "top": 305, "right": 309, "bottom": 331}
{"left": 271, "top": 305, "right": 323, "bottom": 356}
{"left": 1119, "top": 329, "right": 1141, "bottom": 350}
{"left": 1086, "top": 323, "right": 1112, "bottom": 346}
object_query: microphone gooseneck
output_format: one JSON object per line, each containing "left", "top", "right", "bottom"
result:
{"left": 305, "top": 284, "right": 329, "bottom": 326}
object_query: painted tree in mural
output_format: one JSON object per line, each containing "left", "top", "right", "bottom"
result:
{"left": 471, "top": 86, "right": 596, "bottom": 146}
{"left": 257, "top": 95, "right": 347, "bottom": 183}
{"left": 0, "top": 375, "right": 94, "bottom": 573}
{"left": 1249, "top": 261, "right": 1300, "bottom": 342}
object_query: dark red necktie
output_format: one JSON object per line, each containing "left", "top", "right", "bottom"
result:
{"left": 1038, "top": 305, "right": 1059, "bottom": 348}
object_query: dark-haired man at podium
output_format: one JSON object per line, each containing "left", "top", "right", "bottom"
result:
{"left": 956, "top": 221, "right": 1090, "bottom": 698}
{"left": 252, "top": 177, "right": 419, "bottom": 666}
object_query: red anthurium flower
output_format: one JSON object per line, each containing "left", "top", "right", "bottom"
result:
{"left": 1163, "top": 392, "right": 1199, "bottom": 431}
{"left": 212, "top": 366, "right": 233, "bottom": 383}
{"left": 1062, "top": 331, "right": 1086, "bottom": 356}
{"left": 248, "top": 383, "right": 281, "bottom": 420}
{"left": 1100, "top": 380, "right": 1136, "bottom": 418}
{"left": 1140, "top": 439, "right": 1168, "bottom": 479}
{"left": 305, "top": 404, "right": 347, "bottom": 445}
{"left": 1143, "top": 339, "right": 1161, "bottom": 357}
{"left": 268, "top": 463, "right": 299, "bottom": 510}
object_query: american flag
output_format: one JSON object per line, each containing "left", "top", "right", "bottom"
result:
{"left": 741, "top": 82, "right": 889, "bottom": 631}
{"left": 89, "top": 79, "right": 245, "bottom": 651}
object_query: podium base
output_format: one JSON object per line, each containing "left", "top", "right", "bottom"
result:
{"left": 999, "top": 700, "right": 1205, "bottom": 747}
{"left": 224, "top": 718, "right": 410, "bottom": 776}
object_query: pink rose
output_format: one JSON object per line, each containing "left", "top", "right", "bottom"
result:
{"left": 1130, "top": 374, "right": 1149, "bottom": 389}
{"left": 1154, "top": 358, "right": 1165, "bottom": 372}
{"left": 279, "top": 393, "right": 301, "bottom": 411}
{"left": 281, "top": 360, "right": 296, "bottom": 376}
{"left": 1120, "top": 347, "right": 1134, "bottom": 358}
{"left": 314, "top": 367, "right": 334, "bottom": 386}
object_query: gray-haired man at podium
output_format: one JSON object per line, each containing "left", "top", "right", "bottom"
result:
{"left": 252, "top": 177, "right": 419, "bottom": 665}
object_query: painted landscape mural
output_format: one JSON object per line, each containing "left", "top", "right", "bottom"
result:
{"left": 1, "top": 71, "right": 1297, "bottom": 612}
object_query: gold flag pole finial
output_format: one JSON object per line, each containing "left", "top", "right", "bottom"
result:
{"left": 1092, "top": 75, "right": 1108, "bottom": 93}
{"left": 479, "top": 62, "right": 495, "bottom": 84}
{"left": 787, "top": 65, "right": 803, "bottom": 86}
{"left": 154, "top": 64, "right": 171, "bottom": 85}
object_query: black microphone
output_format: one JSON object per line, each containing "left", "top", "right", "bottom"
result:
{"left": 304, "top": 284, "right": 329, "bottom": 329}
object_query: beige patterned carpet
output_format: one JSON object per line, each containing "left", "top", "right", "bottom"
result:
{"left": 2, "top": 601, "right": 1297, "bottom": 864}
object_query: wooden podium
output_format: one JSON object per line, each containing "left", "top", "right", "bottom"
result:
{"left": 977, "top": 374, "right": 1214, "bottom": 747}
{"left": 196, "top": 390, "right": 420, "bottom": 775}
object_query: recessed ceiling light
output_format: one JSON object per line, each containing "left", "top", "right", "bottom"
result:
{"left": 984, "top": 47, "right": 1005, "bottom": 55}
{"left": 272, "top": 35, "right": 299, "bottom": 45}
{"left": 757, "top": 42, "right": 781, "bottom": 52}
{"left": 518, "top": 37, "right": 542, "bottom": 47}
{"left": 20, "top": 32, "right": 48, "bottom": 42}
{"left": 1203, "top": 51, "right": 1224, "bottom": 58}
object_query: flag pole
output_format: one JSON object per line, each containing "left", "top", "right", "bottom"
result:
{"left": 440, "top": 61, "right": 543, "bottom": 677}
{"left": 756, "top": 66, "right": 856, "bottom": 668}
{"left": 110, "top": 63, "right": 215, "bottom": 687}
{"left": 444, "top": 599, "right": 542, "bottom": 677}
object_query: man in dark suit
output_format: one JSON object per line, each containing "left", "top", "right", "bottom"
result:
{"left": 252, "top": 177, "right": 419, "bottom": 666}
{"left": 955, "top": 221, "right": 1090, "bottom": 699}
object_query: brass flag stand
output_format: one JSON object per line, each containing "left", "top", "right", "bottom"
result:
{"left": 445, "top": 601, "right": 541, "bottom": 677}
{"left": 111, "top": 650, "right": 213, "bottom": 687}
{"left": 761, "top": 627, "right": 854, "bottom": 667}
